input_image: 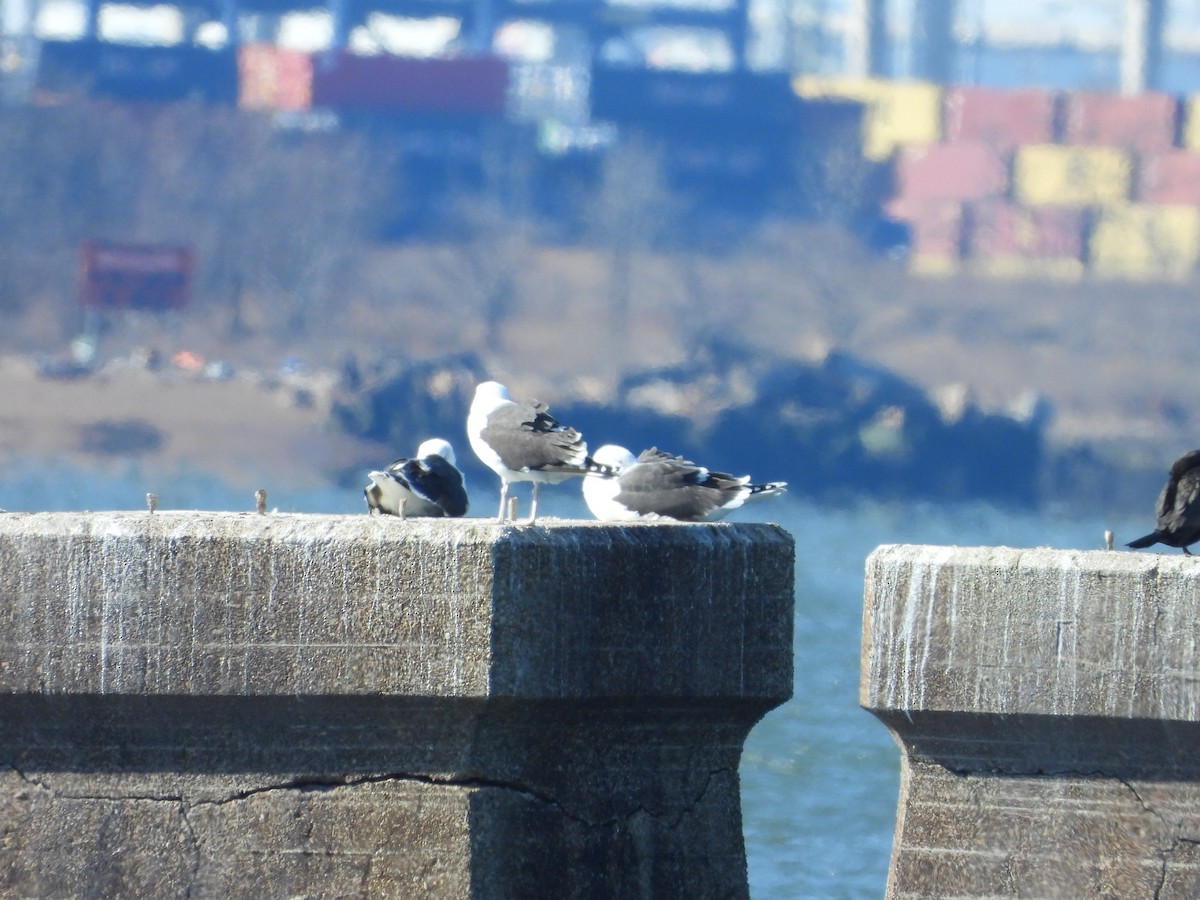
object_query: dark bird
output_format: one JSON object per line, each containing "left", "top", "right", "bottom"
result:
{"left": 467, "top": 380, "right": 607, "bottom": 523}
{"left": 1127, "top": 449, "right": 1200, "bottom": 555}
{"left": 582, "top": 445, "right": 787, "bottom": 522}
{"left": 364, "top": 438, "right": 469, "bottom": 518}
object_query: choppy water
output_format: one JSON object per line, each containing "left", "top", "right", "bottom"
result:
{"left": 0, "top": 459, "right": 1149, "bottom": 898}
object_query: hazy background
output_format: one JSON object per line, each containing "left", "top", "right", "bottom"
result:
{"left": 1, "top": 1, "right": 1199, "bottom": 897}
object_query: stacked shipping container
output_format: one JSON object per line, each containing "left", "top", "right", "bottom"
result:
{"left": 236, "top": 46, "right": 509, "bottom": 117}
{"left": 797, "top": 76, "right": 1200, "bottom": 281}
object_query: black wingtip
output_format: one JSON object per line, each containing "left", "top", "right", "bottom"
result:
{"left": 1126, "top": 533, "right": 1160, "bottom": 549}
{"left": 583, "top": 457, "right": 617, "bottom": 478}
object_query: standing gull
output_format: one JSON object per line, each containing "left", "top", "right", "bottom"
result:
{"left": 365, "top": 437, "right": 469, "bottom": 518}
{"left": 1127, "top": 449, "right": 1200, "bottom": 555}
{"left": 468, "top": 380, "right": 605, "bottom": 523}
{"left": 582, "top": 445, "right": 787, "bottom": 522}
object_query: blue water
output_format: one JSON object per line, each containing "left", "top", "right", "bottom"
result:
{"left": 740, "top": 499, "right": 1143, "bottom": 899}
{"left": 0, "top": 460, "right": 1149, "bottom": 898}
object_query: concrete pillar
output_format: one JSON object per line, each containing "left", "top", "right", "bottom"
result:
{"left": 0, "top": 512, "right": 793, "bottom": 898}
{"left": 910, "top": 0, "right": 956, "bottom": 83}
{"left": 846, "top": 0, "right": 889, "bottom": 78}
{"left": 1121, "top": 0, "right": 1166, "bottom": 95}
{"left": 862, "top": 544, "right": 1200, "bottom": 899}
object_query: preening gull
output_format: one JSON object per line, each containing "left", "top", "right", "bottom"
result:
{"left": 365, "top": 437, "right": 469, "bottom": 518}
{"left": 467, "top": 380, "right": 606, "bottom": 523}
{"left": 582, "top": 445, "right": 787, "bottom": 522}
{"left": 1127, "top": 448, "right": 1200, "bottom": 555}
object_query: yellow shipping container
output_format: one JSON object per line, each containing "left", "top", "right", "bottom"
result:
{"left": 792, "top": 76, "right": 942, "bottom": 160}
{"left": 968, "top": 257, "right": 1085, "bottom": 282}
{"left": 1089, "top": 204, "right": 1200, "bottom": 281}
{"left": 1012, "top": 144, "right": 1131, "bottom": 207}
{"left": 908, "top": 255, "right": 959, "bottom": 277}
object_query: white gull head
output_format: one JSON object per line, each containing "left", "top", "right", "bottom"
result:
{"left": 417, "top": 437, "right": 456, "bottom": 466}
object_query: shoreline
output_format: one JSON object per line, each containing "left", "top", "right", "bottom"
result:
{"left": 0, "top": 351, "right": 387, "bottom": 495}
{"left": 0, "top": 345, "right": 1172, "bottom": 518}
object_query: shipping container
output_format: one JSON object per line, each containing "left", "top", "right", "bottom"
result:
{"left": 793, "top": 76, "right": 941, "bottom": 160}
{"left": 592, "top": 67, "right": 796, "bottom": 130}
{"left": 1089, "top": 203, "right": 1200, "bottom": 281}
{"left": 312, "top": 52, "right": 508, "bottom": 116}
{"left": 909, "top": 255, "right": 959, "bottom": 276}
{"left": 893, "top": 141, "right": 1009, "bottom": 202}
{"left": 965, "top": 200, "right": 1086, "bottom": 260}
{"left": 1013, "top": 144, "right": 1131, "bottom": 207}
{"left": 968, "top": 256, "right": 1085, "bottom": 281}
{"left": 943, "top": 86, "right": 1059, "bottom": 149}
{"left": 38, "top": 39, "right": 236, "bottom": 103}
{"left": 1062, "top": 90, "right": 1179, "bottom": 153}
{"left": 884, "top": 197, "right": 962, "bottom": 274}
{"left": 1136, "top": 149, "right": 1200, "bottom": 205}
{"left": 237, "top": 44, "right": 312, "bottom": 111}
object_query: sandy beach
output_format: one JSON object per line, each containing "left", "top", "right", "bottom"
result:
{"left": 0, "top": 353, "right": 385, "bottom": 493}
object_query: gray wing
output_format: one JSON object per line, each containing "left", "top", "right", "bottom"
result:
{"left": 481, "top": 400, "right": 587, "bottom": 472}
{"left": 616, "top": 450, "right": 746, "bottom": 521}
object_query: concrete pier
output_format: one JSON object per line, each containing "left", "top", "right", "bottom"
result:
{"left": 0, "top": 512, "right": 794, "bottom": 898}
{"left": 862, "top": 544, "right": 1200, "bottom": 899}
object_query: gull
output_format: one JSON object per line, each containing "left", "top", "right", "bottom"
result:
{"left": 467, "top": 380, "right": 606, "bottom": 523}
{"left": 582, "top": 445, "right": 787, "bottom": 522}
{"left": 364, "top": 438, "right": 469, "bottom": 518}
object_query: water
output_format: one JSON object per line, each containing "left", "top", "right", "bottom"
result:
{"left": 740, "top": 499, "right": 1142, "bottom": 899}
{"left": 0, "top": 459, "right": 1149, "bottom": 898}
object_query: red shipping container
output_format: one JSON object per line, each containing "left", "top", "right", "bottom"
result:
{"left": 312, "top": 52, "right": 508, "bottom": 116}
{"left": 272, "top": 48, "right": 313, "bottom": 111}
{"left": 1137, "top": 149, "right": 1200, "bottom": 204}
{"left": 237, "top": 45, "right": 312, "bottom": 111}
{"left": 965, "top": 201, "right": 1086, "bottom": 259}
{"left": 1062, "top": 91, "right": 1179, "bottom": 153}
{"left": 893, "top": 140, "right": 1009, "bottom": 202}
{"left": 237, "top": 44, "right": 277, "bottom": 109}
{"left": 944, "top": 86, "right": 1058, "bottom": 149}
{"left": 885, "top": 197, "right": 963, "bottom": 258}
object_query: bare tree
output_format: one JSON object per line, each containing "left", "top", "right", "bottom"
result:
{"left": 0, "top": 100, "right": 144, "bottom": 320}
{"left": 430, "top": 127, "right": 540, "bottom": 354}
{"left": 584, "top": 134, "right": 679, "bottom": 344}
{"left": 133, "top": 103, "right": 390, "bottom": 336}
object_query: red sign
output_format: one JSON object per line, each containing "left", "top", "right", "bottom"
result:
{"left": 80, "top": 241, "right": 194, "bottom": 311}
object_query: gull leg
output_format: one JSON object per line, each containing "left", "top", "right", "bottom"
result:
{"left": 497, "top": 482, "right": 509, "bottom": 523}
{"left": 528, "top": 482, "right": 540, "bottom": 525}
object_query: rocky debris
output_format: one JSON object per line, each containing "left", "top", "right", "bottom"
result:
{"left": 330, "top": 342, "right": 1046, "bottom": 506}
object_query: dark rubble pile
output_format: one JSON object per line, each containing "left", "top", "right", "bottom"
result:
{"left": 571, "top": 340, "right": 1045, "bottom": 507}
{"left": 329, "top": 342, "right": 1046, "bottom": 507}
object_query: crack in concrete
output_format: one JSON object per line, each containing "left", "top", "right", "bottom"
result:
{"left": 5, "top": 761, "right": 729, "bottom": 832}
{"left": 1112, "top": 778, "right": 1200, "bottom": 900}
{"left": 178, "top": 802, "right": 201, "bottom": 900}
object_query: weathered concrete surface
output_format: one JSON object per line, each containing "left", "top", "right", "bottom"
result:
{"left": 0, "top": 512, "right": 794, "bottom": 898}
{"left": 862, "top": 544, "right": 1200, "bottom": 899}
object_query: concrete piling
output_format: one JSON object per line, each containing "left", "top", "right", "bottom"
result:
{"left": 862, "top": 544, "right": 1200, "bottom": 899}
{"left": 0, "top": 512, "right": 794, "bottom": 898}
